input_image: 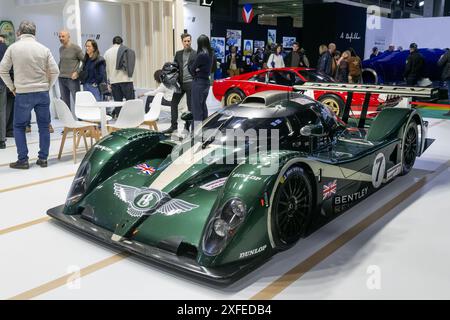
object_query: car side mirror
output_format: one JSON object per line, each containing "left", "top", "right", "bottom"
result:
{"left": 300, "top": 124, "right": 326, "bottom": 137}
{"left": 181, "top": 112, "right": 193, "bottom": 121}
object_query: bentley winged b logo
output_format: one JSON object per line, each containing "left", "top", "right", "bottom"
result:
{"left": 113, "top": 183, "right": 199, "bottom": 217}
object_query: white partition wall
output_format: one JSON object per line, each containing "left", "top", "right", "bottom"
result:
{"left": 392, "top": 16, "right": 450, "bottom": 51}
{"left": 183, "top": 2, "right": 211, "bottom": 50}
{"left": 365, "top": 15, "right": 450, "bottom": 59}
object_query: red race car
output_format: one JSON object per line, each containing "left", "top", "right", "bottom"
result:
{"left": 213, "top": 67, "right": 395, "bottom": 117}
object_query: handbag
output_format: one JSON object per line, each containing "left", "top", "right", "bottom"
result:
{"left": 99, "top": 82, "right": 109, "bottom": 95}
{"left": 78, "top": 69, "right": 88, "bottom": 83}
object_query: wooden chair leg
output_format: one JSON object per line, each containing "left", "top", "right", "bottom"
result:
{"left": 58, "top": 128, "right": 68, "bottom": 160}
{"left": 89, "top": 127, "right": 93, "bottom": 147}
{"left": 73, "top": 128, "right": 77, "bottom": 164}
{"left": 82, "top": 130, "right": 88, "bottom": 152}
{"left": 75, "top": 130, "right": 82, "bottom": 148}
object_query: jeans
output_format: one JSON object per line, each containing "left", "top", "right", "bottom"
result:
{"left": 6, "top": 89, "right": 14, "bottom": 135}
{"left": 0, "top": 86, "right": 6, "bottom": 142}
{"left": 14, "top": 91, "right": 51, "bottom": 161}
{"left": 59, "top": 77, "right": 80, "bottom": 116}
{"left": 84, "top": 83, "right": 102, "bottom": 101}
{"left": 170, "top": 82, "right": 192, "bottom": 128}
{"left": 191, "top": 78, "right": 210, "bottom": 128}
{"left": 406, "top": 77, "right": 418, "bottom": 86}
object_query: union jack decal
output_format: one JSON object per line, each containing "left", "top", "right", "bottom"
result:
{"left": 134, "top": 163, "right": 156, "bottom": 175}
{"left": 323, "top": 180, "right": 337, "bottom": 200}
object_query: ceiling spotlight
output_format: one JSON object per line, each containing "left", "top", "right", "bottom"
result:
{"left": 419, "top": 1, "right": 424, "bottom": 6}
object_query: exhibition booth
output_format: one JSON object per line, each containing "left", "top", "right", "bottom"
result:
{"left": 1, "top": 0, "right": 450, "bottom": 303}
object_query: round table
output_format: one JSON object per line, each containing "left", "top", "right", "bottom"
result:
{"left": 78, "top": 101, "right": 124, "bottom": 136}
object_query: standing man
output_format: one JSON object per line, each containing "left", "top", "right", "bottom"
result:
{"left": 0, "top": 21, "right": 59, "bottom": 169}
{"left": 404, "top": 43, "right": 425, "bottom": 86}
{"left": 58, "top": 30, "right": 84, "bottom": 116}
{"left": 438, "top": 48, "right": 450, "bottom": 116}
{"left": 328, "top": 43, "right": 338, "bottom": 78}
{"left": 284, "top": 42, "right": 309, "bottom": 68}
{"left": 0, "top": 34, "right": 8, "bottom": 149}
{"left": 164, "top": 33, "right": 197, "bottom": 134}
{"left": 104, "top": 36, "right": 135, "bottom": 118}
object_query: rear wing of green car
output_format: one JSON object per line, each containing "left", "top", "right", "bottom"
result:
{"left": 294, "top": 82, "right": 439, "bottom": 128}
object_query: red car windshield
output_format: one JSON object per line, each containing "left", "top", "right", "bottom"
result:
{"left": 298, "top": 70, "right": 336, "bottom": 83}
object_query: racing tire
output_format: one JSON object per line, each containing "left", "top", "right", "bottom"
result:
{"left": 271, "top": 166, "right": 314, "bottom": 250}
{"left": 318, "top": 94, "right": 345, "bottom": 117}
{"left": 224, "top": 88, "right": 246, "bottom": 106}
{"left": 400, "top": 121, "right": 419, "bottom": 175}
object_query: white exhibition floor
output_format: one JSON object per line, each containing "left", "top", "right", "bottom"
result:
{"left": 1, "top": 104, "right": 450, "bottom": 299}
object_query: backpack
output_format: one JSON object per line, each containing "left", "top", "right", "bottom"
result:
{"left": 161, "top": 62, "right": 181, "bottom": 93}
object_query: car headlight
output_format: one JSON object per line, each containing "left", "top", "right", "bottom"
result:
{"left": 65, "top": 162, "right": 90, "bottom": 207}
{"left": 202, "top": 198, "right": 247, "bottom": 256}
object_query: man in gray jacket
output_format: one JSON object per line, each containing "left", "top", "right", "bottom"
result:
{"left": 0, "top": 21, "right": 59, "bottom": 169}
{"left": 58, "top": 30, "right": 84, "bottom": 116}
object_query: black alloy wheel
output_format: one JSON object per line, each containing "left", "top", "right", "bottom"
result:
{"left": 272, "top": 166, "right": 313, "bottom": 249}
{"left": 401, "top": 121, "right": 418, "bottom": 175}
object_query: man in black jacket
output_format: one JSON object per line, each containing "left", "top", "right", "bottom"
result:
{"left": 404, "top": 43, "right": 425, "bottom": 86}
{"left": 284, "top": 42, "right": 309, "bottom": 68}
{"left": 438, "top": 48, "right": 450, "bottom": 116}
{"left": 163, "top": 33, "right": 197, "bottom": 134}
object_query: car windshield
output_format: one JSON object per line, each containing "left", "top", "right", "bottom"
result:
{"left": 299, "top": 70, "right": 336, "bottom": 83}
{"left": 195, "top": 112, "right": 292, "bottom": 148}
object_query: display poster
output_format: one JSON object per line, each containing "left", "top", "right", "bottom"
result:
{"left": 268, "top": 29, "right": 276, "bottom": 46}
{"left": 253, "top": 40, "right": 265, "bottom": 52}
{"left": 226, "top": 29, "right": 242, "bottom": 50}
{"left": 0, "top": 21, "right": 16, "bottom": 46}
{"left": 282, "top": 37, "right": 296, "bottom": 48}
{"left": 335, "top": 4, "right": 366, "bottom": 58}
{"left": 243, "top": 39, "right": 253, "bottom": 56}
{"left": 211, "top": 37, "right": 225, "bottom": 60}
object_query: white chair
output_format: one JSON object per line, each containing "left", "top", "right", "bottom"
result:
{"left": 143, "top": 92, "right": 163, "bottom": 131}
{"left": 107, "top": 99, "right": 145, "bottom": 132}
{"left": 54, "top": 99, "right": 99, "bottom": 163}
{"left": 75, "top": 91, "right": 112, "bottom": 123}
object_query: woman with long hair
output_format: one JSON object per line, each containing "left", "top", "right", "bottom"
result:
{"left": 80, "top": 39, "right": 107, "bottom": 101}
{"left": 189, "top": 34, "right": 213, "bottom": 128}
{"left": 317, "top": 44, "right": 332, "bottom": 76}
{"left": 336, "top": 50, "right": 351, "bottom": 83}
{"left": 267, "top": 44, "right": 285, "bottom": 69}
{"left": 347, "top": 47, "right": 362, "bottom": 83}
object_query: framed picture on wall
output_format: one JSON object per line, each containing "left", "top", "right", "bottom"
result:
{"left": 282, "top": 37, "right": 296, "bottom": 48}
{"left": 254, "top": 40, "right": 265, "bottom": 52}
{"left": 268, "top": 29, "right": 276, "bottom": 46}
{"left": 226, "top": 29, "right": 242, "bottom": 51}
{"left": 243, "top": 39, "right": 253, "bottom": 56}
{"left": 0, "top": 21, "right": 16, "bottom": 46}
{"left": 211, "top": 37, "right": 226, "bottom": 60}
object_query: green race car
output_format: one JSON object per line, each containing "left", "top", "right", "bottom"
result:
{"left": 48, "top": 86, "right": 434, "bottom": 284}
